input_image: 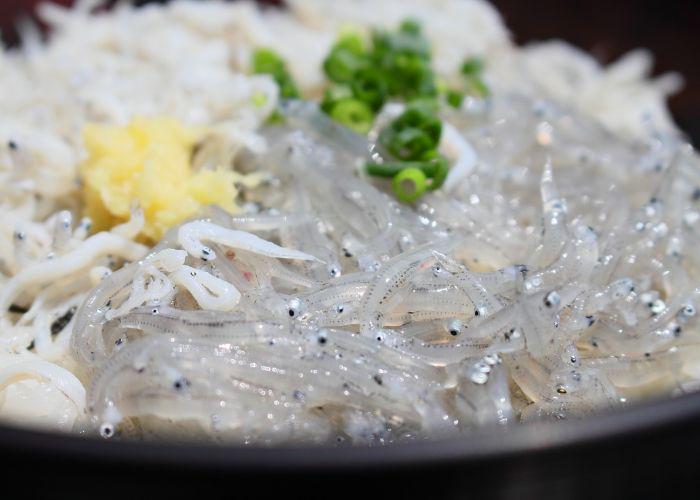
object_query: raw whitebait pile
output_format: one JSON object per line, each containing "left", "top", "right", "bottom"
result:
{"left": 0, "top": 0, "right": 696, "bottom": 445}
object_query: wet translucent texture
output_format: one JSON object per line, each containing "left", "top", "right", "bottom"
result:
{"left": 73, "top": 99, "right": 700, "bottom": 445}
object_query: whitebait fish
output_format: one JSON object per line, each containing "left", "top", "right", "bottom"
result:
{"left": 178, "top": 221, "right": 319, "bottom": 263}
{"left": 0, "top": 0, "right": 697, "bottom": 445}
{"left": 0, "top": 232, "right": 148, "bottom": 317}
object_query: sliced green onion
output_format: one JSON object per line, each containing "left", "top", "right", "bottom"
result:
{"left": 385, "top": 104, "right": 442, "bottom": 146}
{"left": 394, "top": 128, "right": 434, "bottom": 160}
{"left": 446, "top": 89, "right": 464, "bottom": 108}
{"left": 466, "top": 75, "right": 490, "bottom": 98}
{"left": 370, "top": 22, "right": 432, "bottom": 90}
{"left": 389, "top": 53, "right": 431, "bottom": 96}
{"left": 366, "top": 161, "right": 406, "bottom": 178}
{"left": 395, "top": 104, "right": 441, "bottom": 137}
{"left": 379, "top": 103, "right": 442, "bottom": 160}
{"left": 252, "top": 48, "right": 299, "bottom": 99}
{"left": 369, "top": 31, "right": 393, "bottom": 61}
{"left": 392, "top": 167, "right": 427, "bottom": 203}
{"left": 425, "top": 153, "right": 449, "bottom": 190}
{"left": 399, "top": 18, "right": 422, "bottom": 36}
{"left": 413, "top": 71, "right": 438, "bottom": 99}
{"left": 321, "top": 85, "right": 354, "bottom": 113}
{"left": 380, "top": 127, "right": 433, "bottom": 161}
{"left": 419, "top": 158, "right": 441, "bottom": 178}
{"left": 351, "top": 68, "right": 388, "bottom": 111}
{"left": 265, "top": 109, "right": 285, "bottom": 125}
{"left": 461, "top": 57, "right": 484, "bottom": 76}
{"left": 460, "top": 56, "right": 489, "bottom": 98}
{"left": 323, "top": 48, "right": 367, "bottom": 84}
{"left": 330, "top": 99, "right": 375, "bottom": 134}
{"left": 335, "top": 32, "right": 366, "bottom": 55}
{"left": 252, "top": 48, "right": 285, "bottom": 75}
{"left": 372, "top": 30, "right": 430, "bottom": 61}
{"left": 321, "top": 18, "right": 443, "bottom": 132}
{"left": 278, "top": 78, "right": 300, "bottom": 99}
{"left": 365, "top": 158, "right": 439, "bottom": 178}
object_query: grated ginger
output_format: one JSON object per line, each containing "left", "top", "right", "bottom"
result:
{"left": 81, "top": 117, "right": 244, "bottom": 242}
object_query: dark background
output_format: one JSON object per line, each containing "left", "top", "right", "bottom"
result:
{"left": 1, "top": 0, "right": 698, "bottom": 141}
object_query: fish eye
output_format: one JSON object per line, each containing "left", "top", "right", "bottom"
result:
{"left": 173, "top": 376, "right": 190, "bottom": 391}
{"left": 544, "top": 291, "right": 561, "bottom": 308}
{"left": 99, "top": 423, "right": 115, "bottom": 439}
{"left": 671, "top": 322, "right": 682, "bottom": 336}
{"left": 287, "top": 298, "right": 305, "bottom": 319}
{"left": 447, "top": 319, "right": 463, "bottom": 336}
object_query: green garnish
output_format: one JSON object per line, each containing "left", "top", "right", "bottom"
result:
{"left": 252, "top": 48, "right": 300, "bottom": 99}
{"left": 459, "top": 56, "right": 490, "bottom": 98}
{"left": 392, "top": 167, "right": 428, "bottom": 203}
{"left": 423, "top": 151, "right": 449, "bottom": 190}
{"left": 335, "top": 31, "right": 366, "bottom": 54}
{"left": 350, "top": 68, "right": 388, "bottom": 111}
{"left": 365, "top": 152, "right": 448, "bottom": 190}
{"left": 321, "top": 84, "right": 354, "bottom": 113}
{"left": 440, "top": 56, "right": 489, "bottom": 106}
{"left": 379, "top": 103, "right": 442, "bottom": 160}
{"left": 461, "top": 57, "right": 485, "bottom": 76}
{"left": 279, "top": 80, "right": 301, "bottom": 100}
{"left": 366, "top": 159, "right": 437, "bottom": 178}
{"left": 265, "top": 109, "right": 285, "bottom": 125}
{"left": 466, "top": 74, "right": 490, "bottom": 98}
{"left": 323, "top": 33, "right": 367, "bottom": 84}
{"left": 329, "top": 99, "right": 375, "bottom": 134}
{"left": 389, "top": 103, "right": 442, "bottom": 142}
{"left": 386, "top": 128, "right": 434, "bottom": 161}
{"left": 323, "top": 47, "right": 367, "bottom": 84}
{"left": 371, "top": 29, "right": 430, "bottom": 63}
{"left": 367, "top": 102, "right": 446, "bottom": 202}
{"left": 251, "top": 48, "right": 283, "bottom": 73}
{"left": 399, "top": 18, "right": 422, "bottom": 36}
{"left": 380, "top": 51, "right": 434, "bottom": 99}
{"left": 317, "top": 19, "right": 459, "bottom": 203}
{"left": 322, "top": 19, "right": 438, "bottom": 125}
{"left": 445, "top": 89, "right": 464, "bottom": 108}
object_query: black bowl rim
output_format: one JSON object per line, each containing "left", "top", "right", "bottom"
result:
{"left": 3, "top": 390, "right": 700, "bottom": 471}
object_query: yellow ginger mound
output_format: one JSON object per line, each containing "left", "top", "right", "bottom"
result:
{"left": 81, "top": 117, "right": 245, "bottom": 242}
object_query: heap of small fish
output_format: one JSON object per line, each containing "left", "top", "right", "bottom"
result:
{"left": 73, "top": 99, "right": 700, "bottom": 445}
